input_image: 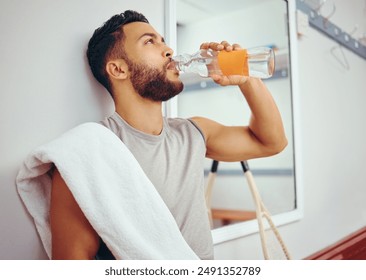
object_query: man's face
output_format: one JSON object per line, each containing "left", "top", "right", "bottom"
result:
{"left": 121, "top": 22, "right": 183, "bottom": 101}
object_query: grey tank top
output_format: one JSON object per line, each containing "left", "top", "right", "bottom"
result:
{"left": 99, "top": 112, "right": 214, "bottom": 260}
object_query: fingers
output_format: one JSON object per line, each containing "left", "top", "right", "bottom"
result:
{"left": 200, "top": 42, "right": 224, "bottom": 50}
{"left": 220, "top": 41, "right": 232, "bottom": 51}
{"left": 232, "top": 43, "right": 242, "bottom": 50}
{"left": 200, "top": 41, "right": 242, "bottom": 51}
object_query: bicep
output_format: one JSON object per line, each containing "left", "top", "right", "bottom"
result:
{"left": 191, "top": 117, "right": 274, "bottom": 162}
{"left": 50, "top": 168, "right": 100, "bottom": 260}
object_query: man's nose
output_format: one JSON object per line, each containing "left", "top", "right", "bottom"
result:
{"left": 164, "top": 46, "right": 174, "bottom": 58}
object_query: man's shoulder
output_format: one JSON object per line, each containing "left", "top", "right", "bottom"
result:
{"left": 98, "top": 112, "right": 121, "bottom": 133}
{"left": 165, "top": 117, "right": 196, "bottom": 131}
{"left": 166, "top": 117, "right": 189, "bottom": 125}
{"left": 166, "top": 117, "right": 206, "bottom": 142}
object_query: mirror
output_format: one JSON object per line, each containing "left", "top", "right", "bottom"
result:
{"left": 166, "top": 0, "right": 302, "bottom": 243}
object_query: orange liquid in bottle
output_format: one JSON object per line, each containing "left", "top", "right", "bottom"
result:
{"left": 217, "top": 49, "right": 249, "bottom": 76}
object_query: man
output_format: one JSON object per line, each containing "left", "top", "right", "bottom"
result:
{"left": 50, "top": 10, "right": 287, "bottom": 260}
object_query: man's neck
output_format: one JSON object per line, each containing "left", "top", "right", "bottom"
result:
{"left": 114, "top": 92, "right": 164, "bottom": 136}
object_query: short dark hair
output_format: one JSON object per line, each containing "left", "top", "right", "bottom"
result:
{"left": 86, "top": 10, "right": 148, "bottom": 96}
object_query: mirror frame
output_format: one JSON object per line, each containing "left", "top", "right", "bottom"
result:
{"left": 164, "top": 0, "right": 303, "bottom": 244}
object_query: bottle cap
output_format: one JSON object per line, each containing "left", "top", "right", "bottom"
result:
{"left": 217, "top": 50, "right": 249, "bottom": 76}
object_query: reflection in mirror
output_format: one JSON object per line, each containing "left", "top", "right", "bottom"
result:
{"left": 175, "top": 0, "right": 296, "bottom": 232}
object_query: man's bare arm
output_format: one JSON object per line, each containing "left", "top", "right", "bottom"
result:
{"left": 192, "top": 42, "right": 287, "bottom": 162}
{"left": 50, "top": 168, "right": 100, "bottom": 260}
{"left": 192, "top": 79, "right": 287, "bottom": 162}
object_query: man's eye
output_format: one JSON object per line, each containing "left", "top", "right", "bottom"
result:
{"left": 145, "top": 39, "right": 154, "bottom": 44}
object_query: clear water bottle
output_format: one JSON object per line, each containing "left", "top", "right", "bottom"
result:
{"left": 172, "top": 47, "right": 275, "bottom": 79}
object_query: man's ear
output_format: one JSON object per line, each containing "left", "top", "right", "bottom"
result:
{"left": 105, "top": 59, "right": 128, "bottom": 80}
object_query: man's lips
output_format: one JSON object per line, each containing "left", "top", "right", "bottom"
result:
{"left": 166, "top": 60, "right": 178, "bottom": 71}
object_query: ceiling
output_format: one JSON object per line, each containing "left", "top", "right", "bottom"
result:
{"left": 176, "top": 0, "right": 272, "bottom": 25}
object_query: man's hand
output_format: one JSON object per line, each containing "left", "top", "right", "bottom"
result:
{"left": 199, "top": 41, "right": 248, "bottom": 86}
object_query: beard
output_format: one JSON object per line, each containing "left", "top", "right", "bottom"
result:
{"left": 126, "top": 59, "right": 183, "bottom": 102}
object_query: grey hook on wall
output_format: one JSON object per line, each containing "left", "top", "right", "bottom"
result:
{"left": 330, "top": 25, "right": 363, "bottom": 70}
{"left": 297, "top": 0, "right": 366, "bottom": 60}
{"left": 319, "top": 1, "right": 336, "bottom": 28}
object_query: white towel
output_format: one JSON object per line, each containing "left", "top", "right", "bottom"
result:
{"left": 16, "top": 122, "right": 199, "bottom": 260}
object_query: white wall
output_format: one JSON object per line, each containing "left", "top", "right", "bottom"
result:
{"left": 214, "top": 0, "right": 366, "bottom": 259}
{"left": 0, "top": 0, "right": 165, "bottom": 260}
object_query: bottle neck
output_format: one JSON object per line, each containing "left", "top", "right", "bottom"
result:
{"left": 172, "top": 50, "right": 218, "bottom": 77}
